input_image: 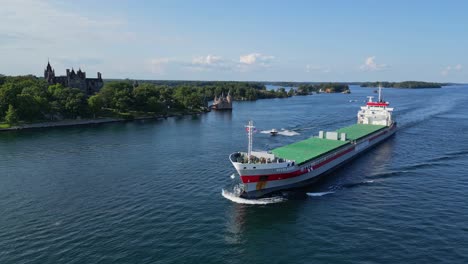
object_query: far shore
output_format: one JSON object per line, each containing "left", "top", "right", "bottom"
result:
{"left": 0, "top": 112, "right": 202, "bottom": 132}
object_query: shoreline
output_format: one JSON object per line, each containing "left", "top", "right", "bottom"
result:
{"left": 0, "top": 112, "right": 202, "bottom": 132}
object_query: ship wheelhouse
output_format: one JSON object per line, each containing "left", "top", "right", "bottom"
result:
{"left": 357, "top": 86, "right": 394, "bottom": 126}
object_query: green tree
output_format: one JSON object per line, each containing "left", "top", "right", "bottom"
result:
{"left": 16, "top": 94, "right": 41, "bottom": 121}
{"left": 5, "top": 104, "right": 18, "bottom": 125}
{"left": 99, "top": 81, "right": 133, "bottom": 109}
{"left": 50, "top": 86, "right": 86, "bottom": 118}
{"left": 147, "top": 96, "right": 164, "bottom": 113}
{"left": 133, "top": 83, "right": 162, "bottom": 111}
{"left": 88, "top": 94, "right": 104, "bottom": 118}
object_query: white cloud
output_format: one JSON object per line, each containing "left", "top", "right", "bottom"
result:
{"left": 148, "top": 58, "right": 172, "bottom": 75}
{"left": 360, "top": 56, "right": 387, "bottom": 71}
{"left": 239, "top": 53, "right": 274, "bottom": 66}
{"left": 192, "top": 55, "right": 223, "bottom": 65}
{"left": 305, "top": 64, "right": 330, "bottom": 73}
{"left": 188, "top": 55, "right": 230, "bottom": 71}
{"left": 441, "top": 64, "right": 463, "bottom": 76}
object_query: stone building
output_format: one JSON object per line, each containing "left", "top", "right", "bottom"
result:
{"left": 211, "top": 91, "right": 232, "bottom": 110}
{"left": 44, "top": 61, "right": 103, "bottom": 95}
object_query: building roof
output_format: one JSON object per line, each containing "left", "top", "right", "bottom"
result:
{"left": 337, "top": 124, "right": 386, "bottom": 141}
{"left": 272, "top": 137, "right": 349, "bottom": 165}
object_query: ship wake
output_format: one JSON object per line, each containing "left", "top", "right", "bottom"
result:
{"left": 260, "top": 129, "right": 300, "bottom": 136}
{"left": 398, "top": 93, "right": 463, "bottom": 130}
{"left": 221, "top": 189, "right": 285, "bottom": 204}
{"left": 306, "top": 191, "right": 335, "bottom": 197}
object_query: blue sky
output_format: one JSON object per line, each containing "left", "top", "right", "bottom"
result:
{"left": 1, "top": 0, "right": 467, "bottom": 82}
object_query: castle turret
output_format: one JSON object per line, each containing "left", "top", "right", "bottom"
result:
{"left": 227, "top": 90, "right": 232, "bottom": 103}
{"left": 77, "top": 68, "right": 86, "bottom": 79}
{"left": 44, "top": 61, "right": 55, "bottom": 84}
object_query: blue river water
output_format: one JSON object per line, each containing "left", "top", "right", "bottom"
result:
{"left": 1, "top": 85, "right": 468, "bottom": 263}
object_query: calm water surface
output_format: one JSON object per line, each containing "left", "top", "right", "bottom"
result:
{"left": 1, "top": 86, "right": 468, "bottom": 263}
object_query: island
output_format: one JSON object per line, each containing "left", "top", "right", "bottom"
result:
{"left": 360, "top": 81, "right": 445, "bottom": 89}
{"left": 0, "top": 70, "right": 351, "bottom": 131}
{"left": 295, "top": 83, "right": 350, "bottom": 95}
{"left": 0, "top": 75, "right": 294, "bottom": 130}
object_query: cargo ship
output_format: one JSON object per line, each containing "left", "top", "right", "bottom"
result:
{"left": 229, "top": 87, "right": 396, "bottom": 198}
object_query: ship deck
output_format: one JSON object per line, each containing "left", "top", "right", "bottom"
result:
{"left": 271, "top": 124, "right": 386, "bottom": 165}
{"left": 271, "top": 138, "right": 349, "bottom": 165}
{"left": 337, "top": 124, "right": 386, "bottom": 140}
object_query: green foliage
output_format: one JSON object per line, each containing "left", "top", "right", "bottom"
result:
{"left": 296, "top": 83, "right": 349, "bottom": 95}
{"left": 361, "top": 81, "right": 443, "bottom": 89}
{"left": 49, "top": 85, "right": 87, "bottom": 118}
{"left": 99, "top": 81, "right": 133, "bottom": 111}
{"left": 5, "top": 104, "right": 18, "bottom": 125}
{"left": 88, "top": 95, "right": 104, "bottom": 118}
{"left": 1, "top": 75, "right": 354, "bottom": 124}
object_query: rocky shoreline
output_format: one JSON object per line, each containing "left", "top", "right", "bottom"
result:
{"left": 0, "top": 113, "right": 201, "bottom": 132}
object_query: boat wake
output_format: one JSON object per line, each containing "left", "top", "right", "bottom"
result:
{"left": 306, "top": 191, "right": 335, "bottom": 197}
{"left": 398, "top": 94, "right": 463, "bottom": 130}
{"left": 260, "top": 129, "right": 300, "bottom": 136}
{"left": 221, "top": 189, "right": 285, "bottom": 204}
{"left": 278, "top": 130, "right": 300, "bottom": 136}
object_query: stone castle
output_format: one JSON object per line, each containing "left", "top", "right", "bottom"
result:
{"left": 211, "top": 91, "right": 232, "bottom": 110}
{"left": 44, "top": 61, "right": 103, "bottom": 95}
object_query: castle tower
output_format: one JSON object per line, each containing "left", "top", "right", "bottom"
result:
{"left": 227, "top": 90, "right": 232, "bottom": 103}
{"left": 44, "top": 61, "right": 55, "bottom": 84}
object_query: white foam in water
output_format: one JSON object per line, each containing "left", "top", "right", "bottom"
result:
{"left": 230, "top": 173, "right": 236, "bottom": 179}
{"left": 306, "top": 191, "right": 335, "bottom": 197}
{"left": 278, "top": 130, "right": 300, "bottom": 136}
{"left": 260, "top": 130, "right": 273, "bottom": 134}
{"left": 259, "top": 129, "right": 300, "bottom": 136}
{"left": 221, "top": 189, "right": 285, "bottom": 204}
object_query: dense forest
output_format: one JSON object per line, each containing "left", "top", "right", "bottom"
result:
{"left": 0, "top": 76, "right": 287, "bottom": 126}
{"left": 296, "top": 83, "right": 349, "bottom": 95}
{"left": 0, "top": 75, "right": 206, "bottom": 126}
{"left": 0, "top": 75, "right": 354, "bottom": 126}
{"left": 360, "top": 81, "right": 444, "bottom": 88}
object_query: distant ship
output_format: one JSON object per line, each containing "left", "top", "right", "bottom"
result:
{"left": 270, "top": 129, "right": 279, "bottom": 136}
{"left": 229, "top": 87, "right": 396, "bottom": 198}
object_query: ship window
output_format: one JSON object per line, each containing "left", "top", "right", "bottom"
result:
{"left": 243, "top": 167, "right": 246, "bottom": 169}
{"left": 253, "top": 167, "right": 256, "bottom": 169}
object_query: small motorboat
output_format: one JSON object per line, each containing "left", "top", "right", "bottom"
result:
{"left": 270, "top": 129, "right": 279, "bottom": 136}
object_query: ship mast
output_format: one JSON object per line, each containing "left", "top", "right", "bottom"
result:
{"left": 245, "top": 120, "right": 255, "bottom": 163}
{"left": 378, "top": 84, "right": 382, "bottom": 102}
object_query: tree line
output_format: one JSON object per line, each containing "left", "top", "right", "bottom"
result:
{"left": 360, "top": 81, "right": 444, "bottom": 88}
{"left": 296, "top": 83, "right": 349, "bottom": 95}
{"left": 0, "top": 75, "right": 354, "bottom": 126}
{"left": 0, "top": 76, "right": 291, "bottom": 125}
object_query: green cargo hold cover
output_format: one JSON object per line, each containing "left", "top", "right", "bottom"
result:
{"left": 271, "top": 124, "right": 387, "bottom": 164}
{"left": 272, "top": 137, "right": 349, "bottom": 165}
{"left": 337, "top": 124, "right": 386, "bottom": 141}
